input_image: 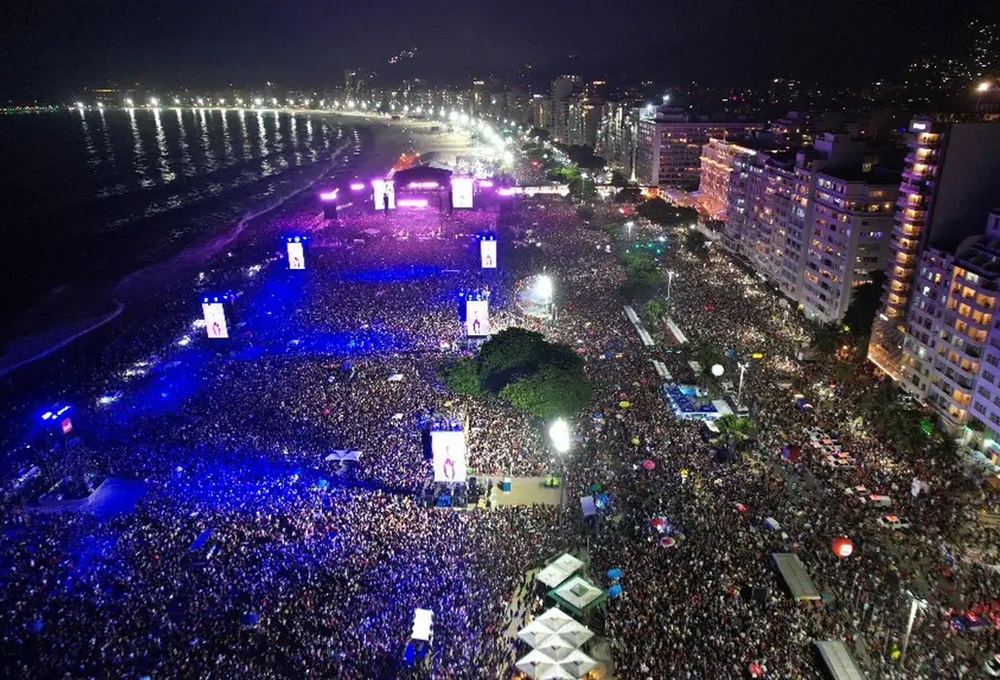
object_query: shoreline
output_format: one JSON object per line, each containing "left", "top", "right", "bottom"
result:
{"left": 0, "top": 114, "right": 352, "bottom": 379}
{"left": 0, "top": 115, "right": 475, "bottom": 382}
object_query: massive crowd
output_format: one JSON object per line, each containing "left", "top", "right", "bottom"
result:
{"left": 1, "top": 142, "right": 999, "bottom": 680}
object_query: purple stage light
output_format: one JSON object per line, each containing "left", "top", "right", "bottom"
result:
{"left": 397, "top": 198, "right": 428, "bottom": 208}
{"left": 478, "top": 180, "right": 494, "bottom": 187}
{"left": 497, "top": 187, "right": 515, "bottom": 196}
{"left": 407, "top": 181, "right": 439, "bottom": 189}
{"left": 319, "top": 189, "right": 339, "bottom": 201}
{"left": 350, "top": 182, "right": 366, "bottom": 191}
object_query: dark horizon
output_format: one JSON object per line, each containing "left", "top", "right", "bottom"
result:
{"left": 2, "top": 0, "right": 995, "bottom": 101}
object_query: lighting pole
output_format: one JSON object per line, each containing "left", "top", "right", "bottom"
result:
{"left": 666, "top": 270, "right": 677, "bottom": 301}
{"left": 626, "top": 221, "right": 634, "bottom": 240}
{"left": 536, "top": 274, "right": 555, "bottom": 321}
{"left": 549, "top": 419, "right": 571, "bottom": 526}
{"left": 976, "top": 81, "right": 991, "bottom": 110}
{"left": 736, "top": 362, "right": 749, "bottom": 410}
{"left": 900, "top": 593, "right": 927, "bottom": 669}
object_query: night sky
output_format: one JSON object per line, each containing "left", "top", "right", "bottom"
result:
{"left": 0, "top": 0, "right": 988, "bottom": 99}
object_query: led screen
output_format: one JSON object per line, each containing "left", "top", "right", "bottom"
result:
{"left": 287, "top": 241, "right": 305, "bottom": 270}
{"left": 465, "top": 299, "right": 489, "bottom": 336}
{"left": 202, "top": 302, "right": 229, "bottom": 339}
{"left": 480, "top": 239, "right": 497, "bottom": 269}
{"left": 372, "top": 179, "right": 396, "bottom": 210}
{"left": 431, "top": 430, "right": 468, "bottom": 483}
{"left": 452, "top": 177, "right": 474, "bottom": 209}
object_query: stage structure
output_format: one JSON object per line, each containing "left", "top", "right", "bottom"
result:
{"left": 319, "top": 189, "right": 339, "bottom": 219}
{"left": 201, "top": 293, "right": 236, "bottom": 339}
{"left": 451, "top": 176, "right": 474, "bottom": 209}
{"left": 285, "top": 235, "right": 307, "bottom": 270}
{"left": 479, "top": 234, "right": 497, "bottom": 269}
{"left": 460, "top": 289, "right": 490, "bottom": 337}
{"left": 430, "top": 427, "right": 468, "bottom": 483}
{"left": 372, "top": 179, "right": 396, "bottom": 210}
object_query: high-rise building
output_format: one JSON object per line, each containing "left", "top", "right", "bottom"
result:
{"left": 637, "top": 109, "right": 763, "bottom": 189}
{"left": 900, "top": 211, "right": 1000, "bottom": 430}
{"left": 597, "top": 101, "right": 641, "bottom": 178}
{"left": 567, "top": 98, "right": 603, "bottom": 147}
{"left": 868, "top": 117, "right": 1000, "bottom": 379}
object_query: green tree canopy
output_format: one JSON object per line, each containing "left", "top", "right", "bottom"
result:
{"left": 500, "top": 364, "right": 594, "bottom": 419}
{"left": 442, "top": 328, "right": 593, "bottom": 418}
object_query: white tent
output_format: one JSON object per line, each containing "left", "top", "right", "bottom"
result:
{"left": 535, "top": 634, "right": 576, "bottom": 661}
{"left": 555, "top": 619, "right": 594, "bottom": 648}
{"left": 539, "top": 666, "right": 576, "bottom": 680}
{"left": 559, "top": 649, "right": 598, "bottom": 678}
{"left": 518, "top": 620, "right": 556, "bottom": 648}
{"left": 536, "top": 553, "right": 585, "bottom": 589}
{"left": 550, "top": 576, "right": 605, "bottom": 612}
{"left": 535, "top": 607, "right": 576, "bottom": 633}
{"left": 515, "top": 649, "right": 557, "bottom": 679}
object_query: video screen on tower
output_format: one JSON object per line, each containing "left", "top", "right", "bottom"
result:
{"left": 452, "top": 177, "right": 474, "bottom": 209}
{"left": 480, "top": 239, "right": 497, "bottom": 269}
{"left": 202, "top": 302, "right": 229, "bottom": 339}
{"left": 431, "top": 430, "right": 468, "bottom": 483}
{"left": 465, "top": 299, "right": 490, "bottom": 336}
{"left": 372, "top": 179, "right": 396, "bottom": 210}
{"left": 287, "top": 241, "right": 305, "bottom": 270}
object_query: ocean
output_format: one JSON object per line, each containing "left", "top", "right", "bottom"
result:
{"left": 0, "top": 108, "right": 347, "bottom": 334}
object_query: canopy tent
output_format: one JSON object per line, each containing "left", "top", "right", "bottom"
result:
{"left": 772, "top": 553, "right": 821, "bottom": 602}
{"left": 325, "top": 450, "right": 361, "bottom": 462}
{"left": 536, "top": 553, "right": 585, "bottom": 589}
{"left": 535, "top": 634, "right": 576, "bottom": 661}
{"left": 517, "top": 620, "right": 556, "bottom": 648}
{"left": 580, "top": 495, "right": 597, "bottom": 517}
{"left": 555, "top": 619, "right": 594, "bottom": 648}
{"left": 535, "top": 607, "right": 576, "bottom": 633}
{"left": 515, "top": 649, "right": 557, "bottom": 679}
{"left": 548, "top": 575, "right": 608, "bottom": 616}
{"left": 559, "top": 649, "right": 599, "bottom": 678}
{"left": 539, "top": 666, "right": 576, "bottom": 680}
{"left": 814, "top": 640, "right": 867, "bottom": 680}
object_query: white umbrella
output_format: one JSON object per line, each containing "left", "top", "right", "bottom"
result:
{"left": 515, "top": 650, "right": 557, "bottom": 679}
{"left": 559, "top": 649, "right": 598, "bottom": 678}
{"left": 555, "top": 620, "right": 594, "bottom": 648}
{"left": 535, "top": 607, "right": 575, "bottom": 632}
{"left": 518, "top": 620, "right": 556, "bottom": 648}
{"left": 535, "top": 634, "right": 576, "bottom": 661}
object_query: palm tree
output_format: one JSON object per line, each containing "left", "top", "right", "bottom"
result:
{"left": 716, "top": 414, "right": 753, "bottom": 451}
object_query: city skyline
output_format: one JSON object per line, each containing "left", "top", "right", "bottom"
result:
{"left": 2, "top": 0, "right": 997, "bottom": 101}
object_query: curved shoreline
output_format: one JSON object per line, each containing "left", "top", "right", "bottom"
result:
{"left": 0, "top": 115, "right": 351, "bottom": 379}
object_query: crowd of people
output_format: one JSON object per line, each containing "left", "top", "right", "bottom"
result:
{"left": 1, "top": 141, "right": 999, "bottom": 680}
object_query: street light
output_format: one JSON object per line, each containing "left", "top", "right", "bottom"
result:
{"left": 549, "top": 419, "right": 571, "bottom": 453}
{"left": 736, "top": 362, "right": 749, "bottom": 411}
{"left": 626, "top": 221, "right": 634, "bottom": 239}
{"left": 666, "top": 270, "right": 677, "bottom": 300}
{"left": 549, "top": 418, "right": 571, "bottom": 525}
{"left": 900, "top": 592, "right": 929, "bottom": 668}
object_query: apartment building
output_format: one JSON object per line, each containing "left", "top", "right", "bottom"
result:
{"left": 637, "top": 109, "right": 763, "bottom": 190}
{"left": 800, "top": 169, "right": 898, "bottom": 321}
{"left": 868, "top": 117, "right": 1000, "bottom": 379}
{"left": 900, "top": 212, "right": 1000, "bottom": 429}
{"left": 705, "top": 133, "right": 898, "bottom": 323}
